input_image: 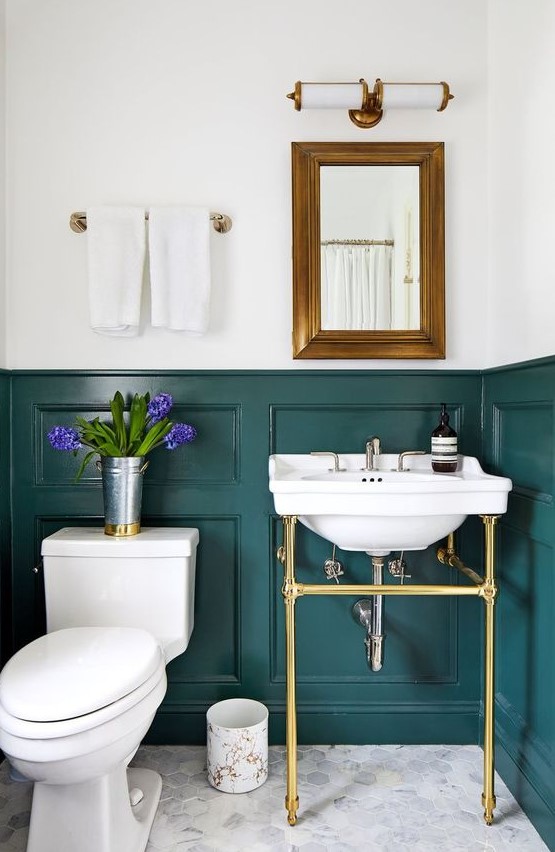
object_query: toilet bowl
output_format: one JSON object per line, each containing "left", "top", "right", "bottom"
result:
{"left": 0, "top": 527, "right": 199, "bottom": 852}
{"left": 0, "top": 627, "right": 167, "bottom": 852}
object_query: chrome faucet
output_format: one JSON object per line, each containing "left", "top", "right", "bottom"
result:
{"left": 397, "top": 450, "right": 426, "bottom": 472}
{"left": 310, "top": 451, "right": 345, "bottom": 472}
{"left": 364, "top": 436, "right": 381, "bottom": 471}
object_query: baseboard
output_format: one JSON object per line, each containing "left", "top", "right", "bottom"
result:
{"left": 495, "top": 739, "right": 555, "bottom": 851}
{"left": 146, "top": 702, "right": 480, "bottom": 747}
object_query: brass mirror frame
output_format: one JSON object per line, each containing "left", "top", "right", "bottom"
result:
{"left": 292, "top": 141, "right": 445, "bottom": 359}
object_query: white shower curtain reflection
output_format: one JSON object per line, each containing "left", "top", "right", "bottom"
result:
{"left": 321, "top": 243, "right": 393, "bottom": 330}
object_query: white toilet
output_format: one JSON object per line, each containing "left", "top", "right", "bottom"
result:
{"left": 0, "top": 526, "right": 199, "bottom": 852}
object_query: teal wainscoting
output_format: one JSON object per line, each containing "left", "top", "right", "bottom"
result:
{"left": 483, "top": 356, "right": 555, "bottom": 850}
{"left": 0, "top": 370, "right": 11, "bottom": 667}
{"left": 8, "top": 370, "right": 484, "bottom": 748}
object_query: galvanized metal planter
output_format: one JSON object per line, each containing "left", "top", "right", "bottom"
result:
{"left": 97, "top": 456, "right": 148, "bottom": 536}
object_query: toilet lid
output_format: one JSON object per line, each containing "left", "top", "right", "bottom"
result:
{"left": 0, "top": 627, "right": 162, "bottom": 722}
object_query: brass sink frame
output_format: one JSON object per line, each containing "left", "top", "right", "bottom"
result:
{"left": 277, "top": 514, "right": 499, "bottom": 827}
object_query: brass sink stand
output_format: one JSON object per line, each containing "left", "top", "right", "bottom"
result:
{"left": 277, "top": 515, "right": 499, "bottom": 827}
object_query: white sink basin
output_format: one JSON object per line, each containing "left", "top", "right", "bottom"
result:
{"left": 269, "top": 454, "right": 512, "bottom": 555}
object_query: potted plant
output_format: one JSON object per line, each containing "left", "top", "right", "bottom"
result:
{"left": 47, "top": 391, "right": 197, "bottom": 536}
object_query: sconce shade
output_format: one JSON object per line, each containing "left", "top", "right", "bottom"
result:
{"left": 379, "top": 82, "right": 451, "bottom": 111}
{"left": 295, "top": 82, "right": 364, "bottom": 110}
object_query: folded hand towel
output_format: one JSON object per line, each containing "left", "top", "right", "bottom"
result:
{"left": 87, "top": 206, "right": 146, "bottom": 336}
{"left": 149, "top": 206, "right": 211, "bottom": 333}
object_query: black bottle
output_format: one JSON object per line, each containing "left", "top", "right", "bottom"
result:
{"left": 431, "top": 403, "right": 458, "bottom": 472}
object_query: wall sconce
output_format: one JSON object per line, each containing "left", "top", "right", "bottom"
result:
{"left": 286, "top": 78, "right": 453, "bottom": 128}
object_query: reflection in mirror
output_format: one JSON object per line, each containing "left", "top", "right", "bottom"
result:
{"left": 320, "top": 166, "right": 420, "bottom": 331}
{"left": 292, "top": 142, "right": 445, "bottom": 360}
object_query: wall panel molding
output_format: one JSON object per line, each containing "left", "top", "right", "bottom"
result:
{"left": 491, "top": 400, "right": 553, "bottom": 503}
{"left": 34, "top": 402, "right": 241, "bottom": 487}
{"left": 484, "top": 360, "right": 555, "bottom": 850}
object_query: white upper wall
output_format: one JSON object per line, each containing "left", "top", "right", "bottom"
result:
{"left": 487, "top": 0, "right": 555, "bottom": 367}
{"left": 5, "top": 0, "right": 488, "bottom": 370}
{"left": 0, "top": 0, "right": 5, "bottom": 367}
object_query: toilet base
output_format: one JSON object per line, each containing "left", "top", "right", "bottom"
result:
{"left": 27, "top": 765, "right": 162, "bottom": 852}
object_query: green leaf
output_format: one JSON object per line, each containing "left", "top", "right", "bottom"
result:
{"left": 128, "top": 393, "right": 147, "bottom": 447}
{"left": 134, "top": 419, "right": 173, "bottom": 457}
{"left": 75, "top": 414, "right": 123, "bottom": 455}
{"left": 75, "top": 415, "right": 97, "bottom": 431}
{"left": 81, "top": 437, "right": 121, "bottom": 456}
{"left": 110, "top": 391, "right": 126, "bottom": 453}
{"left": 74, "top": 450, "right": 97, "bottom": 481}
{"left": 95, "top": 421, "right": 118, "bottom": 443}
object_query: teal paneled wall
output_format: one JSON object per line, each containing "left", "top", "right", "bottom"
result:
{"left": 8, "top": 370, "right": 483, "bottom": 746}
{"left": 483, "top": 356, "right": 555, "bottom": 850}
{"left": 2, "top": 364, "right": 553, "bottom": 847}
{"left": 0, "top": 371, "right": 10, "bottom": 666}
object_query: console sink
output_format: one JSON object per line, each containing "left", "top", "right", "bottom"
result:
{"left": 269, "top": 454, "right": 512, "bottom": 555}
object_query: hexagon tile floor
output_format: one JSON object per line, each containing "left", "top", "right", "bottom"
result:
{"left": 0, "top": 744, "right": 549, "bottom": 851}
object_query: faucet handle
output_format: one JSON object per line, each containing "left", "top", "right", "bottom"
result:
{"left": 388, "top": 557, "right": 412, "bottom": 583}
{"left": 397, "top": 450, "right": 426, "bottom": 472}
{"left": 310, "top": 451, "right": 346, "bottom": 472}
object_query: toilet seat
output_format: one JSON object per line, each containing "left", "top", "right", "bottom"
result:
{"left": 0, "top": 626, "right": 163, "bottom": 726}
{"left": 0, "top": 654, "right": 166, "bottom": 744}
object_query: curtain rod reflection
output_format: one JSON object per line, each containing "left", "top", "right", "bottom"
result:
{"left": 321, "top": 239, "right": 394, "bottom": 246}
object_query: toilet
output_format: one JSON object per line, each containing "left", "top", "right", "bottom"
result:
{"left": 0, "top": 526, "right": 199, "bottom": 852}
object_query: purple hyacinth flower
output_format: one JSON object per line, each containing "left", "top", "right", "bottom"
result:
{"left": 164, "top": 423, "right": 197, "bottom": 450}
{"left": 47, "top": 426, "right": 82, "bottom": 452}
{"left": 148, "top": 393, "right": 173, "bottom": 423}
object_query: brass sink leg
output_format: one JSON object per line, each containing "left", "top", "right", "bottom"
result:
{"left": 437, "top": 519, "right": 500, "bottom": 824}
{"left": 481, "top": 514, "right": 499, "bottom": 826}
{"left": 280, "top": 515, "right": 299, "bottom": 826}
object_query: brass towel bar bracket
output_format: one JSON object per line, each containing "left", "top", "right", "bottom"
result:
{"left": 69, "top": 211, "right": 233, "bottom": 235}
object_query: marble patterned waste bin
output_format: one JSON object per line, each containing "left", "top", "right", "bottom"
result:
{"left": 207, "top": 699, "right": 268, "bottom": 793}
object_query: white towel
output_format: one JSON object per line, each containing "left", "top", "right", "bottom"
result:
{"left": 149, "top": 206, "right": 211, "bottom": 333}
{"left": 87, "top": 206, "right": 146, "bottom": 337}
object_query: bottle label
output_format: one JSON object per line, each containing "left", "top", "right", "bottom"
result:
{"left": 431, "top": 436, "right": 458, "bottom": 463}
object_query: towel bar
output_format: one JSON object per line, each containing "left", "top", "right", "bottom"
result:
{"left": 69, "top": 210, "right": 232, "bottom": 234}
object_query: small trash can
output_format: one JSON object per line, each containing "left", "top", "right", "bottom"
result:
{"left": 207, "top": 698, "right": 268, "bottom": 793}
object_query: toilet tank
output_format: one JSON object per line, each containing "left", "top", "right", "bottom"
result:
{"left": 41, "top": 527, "right": 199, "bottom": 663}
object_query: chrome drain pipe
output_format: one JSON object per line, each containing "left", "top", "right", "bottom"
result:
{"left": 369, "top": 556, "right": 385, "bottom": 671}
{"left": 366, "top": 633, "right": 384, "bottom": 672}
{"left": 352, "top": 556, "right": 385, "bottom": 672}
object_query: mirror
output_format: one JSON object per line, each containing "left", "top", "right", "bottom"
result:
{"left": 292, "top": 142, "right": 445, "bottom": 359}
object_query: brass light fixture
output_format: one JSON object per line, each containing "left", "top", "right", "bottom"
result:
{"left": 286, "top": 78, "right": 453, "bottom": 128}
